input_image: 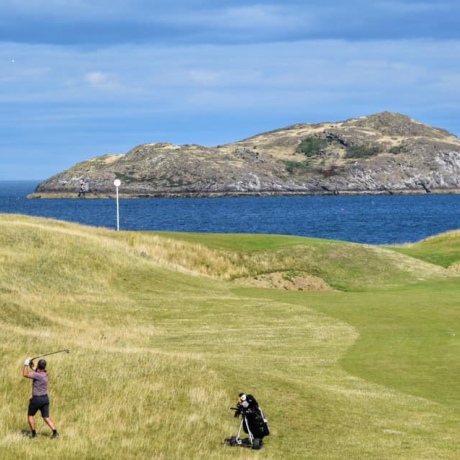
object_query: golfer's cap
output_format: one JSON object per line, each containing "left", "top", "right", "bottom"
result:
{"left": 37, "top": 359, "right": 47, "bottom": 369}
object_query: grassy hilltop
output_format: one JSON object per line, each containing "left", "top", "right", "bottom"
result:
{"left": 31, "top": 112, "right": 460, "bottom": 198}
{"left": 1, "top": 214, "right": 459, "bottom": 459}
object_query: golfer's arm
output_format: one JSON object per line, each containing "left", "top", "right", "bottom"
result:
{"left": 23, "top": 365, "right": 30, "bottom": 378}
{"left": 23, "top": 363, "right": 35, "bottom": 378}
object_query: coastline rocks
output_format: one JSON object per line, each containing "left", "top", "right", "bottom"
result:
{"left": 30, "top": 112, "right": 460, "bottom": 198}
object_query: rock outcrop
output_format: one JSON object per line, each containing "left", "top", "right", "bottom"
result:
{"left": 30, "top": 112, "right": 460, "bottom": 198}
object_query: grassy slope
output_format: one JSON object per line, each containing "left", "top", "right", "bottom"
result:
{"left": 154, "top": 231, "right": 454, "bottom": 291}
{"left": 1, "top": 215, "right": 459, "bottom": 459}
{"left": 384, "top": 230, "right": 460, "bottom": 269}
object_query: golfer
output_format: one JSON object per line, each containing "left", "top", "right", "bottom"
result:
{"left": 23, "top": 357, "right": 59, "bottom": 439}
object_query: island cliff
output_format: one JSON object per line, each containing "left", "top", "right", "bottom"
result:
{"left": 30, "top": 112, "right": 460, "bottom": 198}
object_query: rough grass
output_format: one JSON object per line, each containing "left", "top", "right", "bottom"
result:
{"left": 1, "top": 214, "right": 459, "bottom": 459}
{"left": 385, "top": 230, "right": 460, "bottom": 270}
{"left": 150, "top": 232, "right": 456, "bottom": 291}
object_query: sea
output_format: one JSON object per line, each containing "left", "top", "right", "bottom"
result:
{"left": 0, "top": 180, "right": 459, "bottom": 245}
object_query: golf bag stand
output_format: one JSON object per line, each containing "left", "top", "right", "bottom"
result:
{"left": 225, "top": 393, "right": 269, "bottom": 450}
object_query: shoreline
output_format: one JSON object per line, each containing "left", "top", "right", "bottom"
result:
{"left": 27, "top": 188, "right": 460, "bottom": 199}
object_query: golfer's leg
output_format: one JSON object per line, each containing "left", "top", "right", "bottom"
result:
{"left": 28, "top": 415, "right": 36, "bottom": 431}
{"left": 43, "top": 417, "right": 56, "bottom": 430}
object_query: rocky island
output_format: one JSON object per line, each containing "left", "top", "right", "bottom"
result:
{"left": 29, "top": 112, "right": 460, "bottom": 198}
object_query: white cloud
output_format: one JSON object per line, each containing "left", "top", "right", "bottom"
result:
{"left": 187, "top": 70, "right": 222, "bottom": 85}
{"left": 375, "top": 1, "right": 450, "bottom": 13}
{"left": 2, "top": 33, "right": 460, "bottom": 179}
{"left": 84, "top": 71, "right": 111, "bottom": 86}
{"left": 216, "top": 5, "right": 304, "bottom": 29}
{"left": 5, "top": 0, "right": 94, "bottom": 16}
{"left": 1, "top": 38, "right": 460, "bottom": 109}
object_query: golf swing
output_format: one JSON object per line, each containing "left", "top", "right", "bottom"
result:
{"left": 22, "top": 350, "right": 69, "bottom": 439}
{"left": 30, "top": 348, "right": 70, "bottom": 360}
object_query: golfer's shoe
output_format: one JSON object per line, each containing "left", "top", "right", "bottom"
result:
{"left": 30, "top": 433, "right": 37, "bottom": 439}
{"left": 50, "top": 432, "right": 59, "bottom": 439}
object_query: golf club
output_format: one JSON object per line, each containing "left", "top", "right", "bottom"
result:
{"left": 30, "top": 349, "right": 71, "bottom": 361}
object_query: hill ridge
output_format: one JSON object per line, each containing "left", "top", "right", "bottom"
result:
{"left": 30, "top": 111, "right": 460, "bottom": 198}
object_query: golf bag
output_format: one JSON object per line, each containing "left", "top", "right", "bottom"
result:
{"left": 225, "top": 393, "right": 269, "bottom": 450}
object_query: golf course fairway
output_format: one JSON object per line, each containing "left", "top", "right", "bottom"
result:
{"left": 1, "top": 214, "right": 459, "bottom": 459}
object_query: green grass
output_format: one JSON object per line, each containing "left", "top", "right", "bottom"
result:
{"left": 240, "top": 281, "right": 460, "bottom": 407}
{"left": 385, "top": 230, "right": 460, "bottom": 269}
{"left": 156, "top": 231, "right": 455, "bottom": 290}
{"left": 1, "top": 214, "right": 459, "bottom": 459}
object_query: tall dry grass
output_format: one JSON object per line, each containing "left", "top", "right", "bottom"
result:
{"left": 1, "top": 215, "right": 459, "bottom": 459}
{"left": 113, "top": 231, "right": 457, "bottom": 291}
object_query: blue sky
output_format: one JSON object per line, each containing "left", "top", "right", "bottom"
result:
{"left": 1, "top": 1, "right": 460, "bottom": 180}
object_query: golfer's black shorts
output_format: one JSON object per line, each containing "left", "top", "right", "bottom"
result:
{"left": 28, "top": 395, "right": 50, "bottom": 418}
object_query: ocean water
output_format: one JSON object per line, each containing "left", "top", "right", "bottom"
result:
{"left": 0, "top": 180, "right": 459, "bottom": 244}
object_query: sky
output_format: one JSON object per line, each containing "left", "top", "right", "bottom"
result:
{"left": 1, "top": 1, "right": 460, "bottom": 180}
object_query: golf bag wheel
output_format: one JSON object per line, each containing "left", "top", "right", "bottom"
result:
{"left": 252, "top": 438, "right": 263, "bottom": 450}
{"left": 229, "top": 436, "right": 238, "bottom": 446}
